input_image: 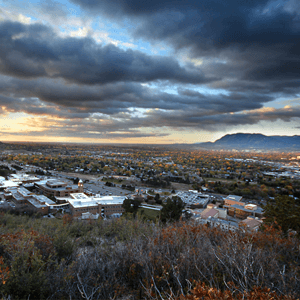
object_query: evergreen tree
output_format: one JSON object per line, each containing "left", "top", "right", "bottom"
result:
{"left": 160, "top": 196, "right": 185, "bottom": 223}
{"left": 263, "top": 195, "right": 300, "bottom": 235}
{"left": 122, "top": 198, "right": 141, "bottom": 216}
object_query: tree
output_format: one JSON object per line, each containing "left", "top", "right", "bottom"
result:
{"left": 0, "top": 230, "right": 55, "bottom": 299}
{"left": 160, "top": 196, "right": 185, "bottom": 223}
{"left": 155, "top": 197, "right": 162, "bottom": 205}
{"left": 263, "top": 195, "right": 300, "bottom": 235}
{"left": 122, "top": 198, "right": 141, "bottom": 217}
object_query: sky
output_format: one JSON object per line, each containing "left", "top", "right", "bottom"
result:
{"left": 0, "top": 0, "right": 299, "bottom": 144}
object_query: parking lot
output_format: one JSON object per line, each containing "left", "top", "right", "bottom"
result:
{"left": 84, "top": 181, "right": 130, "bottom": 196}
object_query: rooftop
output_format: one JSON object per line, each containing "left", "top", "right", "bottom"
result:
{"left": 225, "top": 204, "right": 264, "bottom": 214}
{"left": 27, "top": 197, "right": 48, "bottom": 209}
{"left": 70, "top": 193, "right": 89, "bottom": 200}
{"left": 18, "top": 187, "right": 33, "bottom": 198}
{"left": 240, "top": 218, "right": 262, "bottom": 229}
{"left": 36, "top": 180, "right": 79, "bottom": 191}
{"left": 225, "top": 195, "right": 243, "bottom": 202}
{"left": 68, "top": 199, "right": 99, "bottom": 208}
{"left": 32, "top": 194, "right": 55, "bottom": 206}
{"left": 0, "top": 180, "right": 19, "bottom": 188}
{"left": 176, "top": 191, "right": 210, "bottom": 206}
{"left": 67, "top": 193, "right": 126, "bottom": 208}
{"left": 200, "top": 208, "right": 219, "bottom": 219}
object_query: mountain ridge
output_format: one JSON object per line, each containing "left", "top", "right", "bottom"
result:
{"left": 194, "top": 133, "right": 300, "bottom": 150}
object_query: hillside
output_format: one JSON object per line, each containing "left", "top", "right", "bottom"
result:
{"left": 0, "top": 212, "right": 299, "bottom": 299}
{"left": 195, "top": 133, "right": 300, "bottom": 150}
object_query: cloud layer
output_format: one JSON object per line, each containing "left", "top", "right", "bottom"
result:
{"left": 0, "top": 0, "right": 299, "bottom": 141}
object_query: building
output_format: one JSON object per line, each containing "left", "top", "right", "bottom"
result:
{"left": 11, "top": 187, "right": 32, "bottom": 205}
{"left": 239, "top": 217, "right": 263, "bottom": 231}
{"left": 197, "top": 217, "right": 239, "bottom": 231}
{"left": 35, "top": 179, "right": 84, "bottom": 198}
{"left": 4, "top": 186, "right": 55, "bottom": 215}
{"left": 8, "top": 173, "right": 41, "bottom": 184}
{"left": 176, "top": 191, "right": 210, "bottom": 208}
{"left": 223, "top": 194, "right": 264, "bottom": 219}
{"left": 224, "top": 195, "right": 244, "bottom": 206}
{"left": 225, "top": 203, "right": 263, "bottom": 219}
{"left": 200, "top": 208, "right": 219, "bottom": 219}
{"left": 27, "top": 195, "right": 56, "bottom": 215}
{"left": 69, "top": 195, "right": 99, "bottom": 217}
{"left": 82, "top": 212, "right": 100, "bottom": 220}
{"left": 200, "top": 205, "right": 227, "bottom": 220}
{"left": 59, "top": 193, "right": 126, "bottom": 218}
{"left": 0, "top": 179, "right": 20, "bottom": 191}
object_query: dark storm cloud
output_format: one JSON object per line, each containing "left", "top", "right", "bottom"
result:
{"left": 1, "top": 89, "right": 298, "bottom": 138}
{"left": 70, "top": 0, "right": 298, "bottom": 51}
{"left": 177, "top": 88, "right": 274, "bottom": 111}
{"left": 71, "top": 0, "right": 300, "bottom": 90}
{"left": 52, "top": 105, "right": 300, "bottom": 134}
{"left": 0, "top": 75, "right": 275, "bottom": 118}
{"left": 0, "top": 20, "right": 211, "bottom": 85}
{"left": 0, "top": 94, "right": 89, "bottom": 118}
{"left": 141, "top": 106, "right": 300, "bottom": 130}
{"left": 31, "top": 105, "right": 300, "bottom": 136}
{"left": 1, "top": 0, "right": 300, "bottom": 137}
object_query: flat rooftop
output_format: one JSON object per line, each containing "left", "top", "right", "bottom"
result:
{"left": 18, "top": 187, "right": 32, "bottom": 198}
{"left": 176, "top": 191, "right": 210, "bottom": 206}
{"left": 32, "top": 194, "right": 55, "bottom": 206}
{"left": 47, "top": 180, "right": 66, "bottom": 186}
{"left": 9, "top": 173, "right": 40, "bottom": 180}
{"left": 70, "top": 193, "right": 89, "bottom": 200}
{"left": 225, "top": 195, "right": 243, "bottom": 202}
{"left": 67, "top": 193, "right": 126, "bottom": 208}
{"left": 27, "top": 198, "right": 48, "bottom": 209}
{"left": 94, "top": 196, "right": 125, "bottom": 205}
{"left": 36, "top": 180, "right": 78, "bottom": 191}
{"left": 0, "top": 181, "right": 19, "bottom": 188}
{"left": 225, "top": 204, "right": 264, "bottom": 214}
{"left": 68, "top": 199, "right": 99, "bottom": 208}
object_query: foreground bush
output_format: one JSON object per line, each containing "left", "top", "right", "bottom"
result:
{"left": 178, "top": 282, "right": 297, "bottom": 300}
{"left": 0, "top": 213, "right": 299, "bottom": 299}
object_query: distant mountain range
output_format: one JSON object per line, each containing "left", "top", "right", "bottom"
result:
{"left": 194, "top": 133, "right": 300, "bottom": 151}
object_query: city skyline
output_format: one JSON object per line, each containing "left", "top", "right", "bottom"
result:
{"left": 0, "top": 0, "right": 299, "bottom": 144}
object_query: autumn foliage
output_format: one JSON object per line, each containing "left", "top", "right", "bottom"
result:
{"left": 179, "top": 282, "right": 297, "bottom": 300}
{"left": 0, "top": 213, "right": 299, "bottom": 299}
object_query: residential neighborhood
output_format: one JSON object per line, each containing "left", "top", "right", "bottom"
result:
{"left": 1, "top": 141, "right": 299, "bottom": 233}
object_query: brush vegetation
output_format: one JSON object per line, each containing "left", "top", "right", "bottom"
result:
{"left": 0, "top": 212, "right": 299, "bottom": 299}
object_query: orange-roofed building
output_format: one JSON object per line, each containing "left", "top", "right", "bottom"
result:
{"left": 224, "top": 195, "right": 245, "bottom": 206}
{"left": 200, "top": 208, "right": 219, "bottom": 219}
{"left": 239, "top": 217, "right": 262, "bottom": 231}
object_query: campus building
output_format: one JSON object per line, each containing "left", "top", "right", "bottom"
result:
{"left": 201, "top": 203, "right": 228, "bottom": 219}
{"left": 239, "top": 217, "right": 263, "bottom": 231}
{"left": 58, "top": 193, "right": 126, "bottom": 218}
{"left": 176, "top": 191, "right": 210, "bottom": 208}
{"left": 35, "top": 179, "right": 84, "bottom": 198}
{"left": 224, "top": 195, "right": 245, "bottom": 206}
{"left": 4, "top": 186, "right": 55, "bottom": 215}
{"left": 224, "top": 196, "right": 263, "bottom": 219}
{"left": 8, "top": 173, "right": 41, "bottom": 184}
{"left": 0, "top": 178, "right": 19, "bottom": 191}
